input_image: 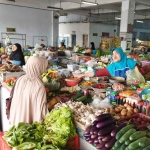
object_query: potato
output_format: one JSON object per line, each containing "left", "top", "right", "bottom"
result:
{"left": 124, "top": 103, "right": 128, "bottom": 107}
{"left": 128, "top": 110, "right": 133, "bottom": 115}
{"left": 127, "top": 111, "right": 132, "bottom": 117}
{"left": 120, "top": 115, "right": 125, "bottom": 119}
{"left": 121, "top": 110, "right": 127, "bottom": 116}
{"left": 126, "top": 107, "right": 133, "bottom": 111}
{"left": 122, "top": 108, "right": 127, "bottom": 112}
{"left": 115, "top": 108, "right": 120, "bottom": 113}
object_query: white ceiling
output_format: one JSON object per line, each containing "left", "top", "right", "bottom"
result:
{"left": 1, "top": 0, "right": 150, "bottom": 21}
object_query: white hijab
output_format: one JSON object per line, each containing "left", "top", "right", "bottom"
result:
{"left": 9, "top": 56, "right": 48, "bottom": 126}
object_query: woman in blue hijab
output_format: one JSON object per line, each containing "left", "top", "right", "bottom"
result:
{"left": 75, "top": 48, "right": 137, "bottom": 79}
{"left": 107, "top": 48, "right": 136, "bottom": 78}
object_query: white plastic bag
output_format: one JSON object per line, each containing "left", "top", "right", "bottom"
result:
{"left": 126, "top": 66, "right": 145, "bottom": 85}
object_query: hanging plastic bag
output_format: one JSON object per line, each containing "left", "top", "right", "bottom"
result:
{"left": 126, "top": 66, "right": 145, "bottom": 85}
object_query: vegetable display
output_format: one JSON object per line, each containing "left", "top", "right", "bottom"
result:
{"left": 111, "top": 125, "right": 150, "bottom": 150}
{"left": 3, "top": 122, "right": 61, "bottom": 150}
{"left": 83, "top": 114, "right": 124, "bottom": 150}
{"left": 54, "top": 101, "right": 107, "bottom": 128}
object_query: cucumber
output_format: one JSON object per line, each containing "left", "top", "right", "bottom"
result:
{"left": 125, "top": 139, "right": 132, "bottom": 145}
{"left": 146, "top": 132, "right": 150, "bottom": 138}
{"left": 114, "top": 140, "right": 122, "bottom": 148}
{"left": 72, "top": 92, "right": 83, "bottom": 100}
{"left": 120, "top": 143, "right": 126, "bottom": 150}
{"left": 143, "top": 145, "right": 150, "bottom": 150}
{"left": 139, "top": 137, "right": 150, "bottom": 147}
{"left": 119, "top": 128, "right": 136, "bottom": 143}
{"left": 116, "top": 124, "right": 134, "bottom": 140}
{"left": 129, "top": 131, "right": 146, "bottom": 141}
{"left": 125, "top": 147, "right": 130, "bottom": 150}
{"left": 128, "top": 137, "right": 147, "bottom": 150}
{"left": 76, "top": 96, "right": 87, "bottom": 101}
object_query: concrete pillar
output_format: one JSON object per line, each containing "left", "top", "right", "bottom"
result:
{"left": 52, "top": 11, "right": 59, "bottom": 48}
{"left": 120, "top": 0, "right": 135, "bottom": 51}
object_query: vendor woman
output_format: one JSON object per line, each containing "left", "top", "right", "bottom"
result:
{"left": 6, "top": 43, "right": 25, "bottom": 66}
{"left": 76, "top": 48, "right": 141, "bottom": 79}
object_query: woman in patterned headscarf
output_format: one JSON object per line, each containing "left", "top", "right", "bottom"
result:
{"left": 9, "top": 56, "right": 48, "bottom": 126}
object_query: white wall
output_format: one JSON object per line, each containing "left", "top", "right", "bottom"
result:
{"left": 0, "top": 4, "right": 53, "bottom": 46}
{"left": 59, "top": 23, "right": 89, "bottom": 47}
{"left": 89, "top": 23, "right": 118, "bottom": 48}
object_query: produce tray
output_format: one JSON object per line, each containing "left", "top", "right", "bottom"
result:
{"left": 0, "top": 132, "right": 11, "bottom": 150}
{"left": 74, "top": 121, "right": 86, "bottom": 131}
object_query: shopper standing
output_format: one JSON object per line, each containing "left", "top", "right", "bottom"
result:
{"left": 9, "top": 56, "right": 48, "bottom": 126}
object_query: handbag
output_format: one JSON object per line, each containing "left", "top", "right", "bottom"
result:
{"left": 6, "top": 80, "right": 17, "bottom": 120}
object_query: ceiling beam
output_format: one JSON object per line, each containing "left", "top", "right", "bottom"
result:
{"left": 134, "top": 0, "right": 150, "bottom": 7}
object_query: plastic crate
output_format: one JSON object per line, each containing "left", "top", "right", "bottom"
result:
{"left": 66, "top": 134, "right": 79, "bottom": 150}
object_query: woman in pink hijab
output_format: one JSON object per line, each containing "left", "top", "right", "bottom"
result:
{"left": 9, "top": 56, "right": 49, "bottom": 126}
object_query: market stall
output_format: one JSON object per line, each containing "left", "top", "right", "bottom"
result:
{"left": 0, "top": 48, "right": 150, "bottom": 150}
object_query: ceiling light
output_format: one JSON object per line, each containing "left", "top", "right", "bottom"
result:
{"left": 82, "top": 1, "right": 98, "bottom": 6}
{"left": 136, "top": 20, "right": 143, "bottom": 23}
{"left": 7, "top": 0, "right": 15, "bottom": 2}
{"left": 115, "top": 17, "right": 121, "bottom": 20}
{"left": 47, "top": 6, "right": 63, "bottom": 10}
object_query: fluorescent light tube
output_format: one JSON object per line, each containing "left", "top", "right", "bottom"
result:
{"left": 115, "top": 17, "right": 121, "bottom": 20}
{"left": 82, "top": 1, "right": 98, "bottom": 5}
{"left": 47, "top": 6, "right": 63, "bottom": 10}
{"left": 136, "top": 20, "right": 143, "bottom": 23}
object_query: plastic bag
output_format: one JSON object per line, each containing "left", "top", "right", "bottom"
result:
{"left": 126, "top": 66, "right": 145, "bottom": 85}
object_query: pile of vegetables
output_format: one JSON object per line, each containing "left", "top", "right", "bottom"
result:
{"left": 3, "top": 122, "right": 60, "bottom": 150}
{"left": 4, "top": 77, "right": 17, "bottom": 87}
{"left": 111, "top": 124, "right": 150, "bottom": 150}
{"left": 44, "top": 107, "right": 76, "bottom": 148}
{"left": 84, "top": 113, "right": 122, "bottom": 150}
{"left": 42, "top": 70, "right": 60, "bottom": 91}
{"left": 54, "top": 101, "right": 107, "bottom": 128}
{"left": 119, "top": 113, "right": 150, "bottom": 131}
{"left": 3, "top": 107, "right": 76, "bottom": 149}
{"left": 105, "top": 104, "right": 139, "bottom": 120}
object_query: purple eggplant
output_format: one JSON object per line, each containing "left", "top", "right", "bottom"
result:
{"left": 98, "top": 125, "right": 115, "bottom": 136}
{"left": 96, "top": 118, "right": 115, "bottom": 129}
{"left": 94, "top": 139, "right": 99, "bottom": 144}
{"left": 86, "top": 137, "right": 91, "bottom": 141}
{"left": 92, "top": 120, "right": 99, "bottom": 126}
{"left": 90, "top": 126, "right": 98, "bottom": 135}
{"left": 83, "top": 134, "right": 91, "bottom": 137}
{"left": 88, "top": 139, "right": 94, "bottom": 144}
{"left": 84, "top": 125, "right": 92, "bottom": 135}
{"left": 93, "top": 128, "right": 101, "bottom": 135}
{"left": 110, "top": 124, "right": 126, "bottom": 137}
{"left": 100, "top": 146, "right": 110, "bottom": 150}
{"left": 102, "top": 135, "right": 112, "bottom": 142}
{"left": 95, "top": 141, "right": 107, "bottom": 149}
{"left": 95, "top": 113, "right": 111, "bottom": 122}
{"left": 105, "top": 137, "right": 116, "bottom": 148}
{"left": 91, "top": 134, "right": 98, "bottom": 139}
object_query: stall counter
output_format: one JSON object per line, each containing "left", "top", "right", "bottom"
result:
{"left": 0, "top": 86, "right": 11, "bottom": 131}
